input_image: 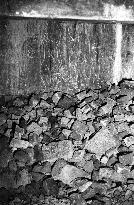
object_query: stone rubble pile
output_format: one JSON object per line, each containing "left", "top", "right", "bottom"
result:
{"left": 1, "top": 80, "right": 134, "bottom": 204}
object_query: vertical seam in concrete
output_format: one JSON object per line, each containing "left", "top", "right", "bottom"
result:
{"left": 113, "top": 23, "right": 122, "bottom": 85}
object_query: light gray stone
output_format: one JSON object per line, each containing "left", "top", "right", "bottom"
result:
{"left": 53, "top": 164, "right": 90, "bottom": 186}
{"left": 85, "top": 128, "right": 118, "bottom": 160}
{"left": 42, "top": 140, "right": 74, "bottom": 163}
{"left": 27, "top": 122, "right": 42, "bottom": 135}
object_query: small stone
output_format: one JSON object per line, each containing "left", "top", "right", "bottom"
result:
{"left": 70, "top": 131, "right": 82, "bottom": 141}
{"left": 40, "top": 92, "right": 48, "bottom": 100}
{"left": 29, "top": 95, "right": 39, "bottom": 107}
{"left": 42, "top": 140, "right": 74, "bottom": 162}
{"left": 33, "top": 162, "right": 51, "bottom": 175}
{"left": 72, "top": 120, "right": 88, "bottom": 138}
{"left": 119, "top": 153, "right": 133, "bottom": 166}
{"left": 31, "top": 172, "right": 44, "bottom": 182}
{"left": 6, "top": 120, "right": 12, "bottom": 129}
{"left": 53, "top": 164, "right": 90, "bottom": 186}
{"left": 70, "top": 193, "right": 87, "bottom": 205}
{"left": 106, "top": 147, "right": 118, "bottom": 158}
{"left": 100, "top": 155, "right": 109, "bottom": 164}
{"left": 52, "top": 92, "right": 61, "bottom": 105}
{"left": 70, "top": 150, "right": 85, "bottom": 163}
{"left": 8, "top": 160, "right": 17, "bottom": 172}
{"left": 57, "top": 95, "right": 76, "bottom": 110}
{"left": 62, "top": 129, "right": 72, "bottom": 138}
{"left": 114, "top": 114, "right": 125, "bottom": 122}
{"left": 13, "top": 149, "right": 30, "bottom": 166}
{"left": 64, "top": 110, "right": 75, "bottom": 119}
{"left": 29, "top": 109, "right": 37, "bottom": 120}
{"left": 100, "top": 98, "right": 116, "bottom": 114}
{"left": 27, "top": 122, "right": 42, "bottom": 135}
{"left": 15, "top": 169, "right": 31, "bottom": 188}
{"left": 10, "top": 139, "right": 32, "bottom": 151}
{"left": 67, "top": 119, "right": 75, "bottom": 129}
{"left": 78, "top": 181, "right": 92, "bottom": 192}
{"left": 99, "top": 168, "right": 114, "bottom": 180}
{"left": 23, "top": 113, "right": 30, "bottom": 121}
{"left": 0, "top": 113, "right": 7, "bottom": 126}
{"left": 123, "top": 135, "right": 134, "bottom": 147}
{"left": 107, "top": 155, "right": 118, "bottom": 166}
{"left": 82, "top": 160, "right": 94, "bottom": 173}
{"left": 0, "top": 149, "right": 12, "bottom": 168}
{"left": 26, "top": 147, "right": 36, "bottom": 165}
{"left": 19, "top": 117, "right": 27, "bottom": 128}
{"left": 39, "top": 99, "right": 51, "bottom": 108}
{"left": 76, "top": 108, "right": 88, "bottom": 121}
{"left": 85, "top": 128, "right": 118, "bottom": 160}
{"left": 81, "top": 104, "right": 91, "bottom": 114}
{"left": 43, "top": 178, "right": 59, "bottom": 197}
{"left": 76, "top": 90, "right": 87, "bottom": 100}
{"left": 61, "top": 117, "right": 70, "bottom": 126}
{"left": 100, "top": 118, "right": 109, "bottom": 127}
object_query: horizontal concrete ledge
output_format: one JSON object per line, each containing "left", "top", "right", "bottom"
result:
{"left": 0, "top": 0, "right": 134, "bottom": 23}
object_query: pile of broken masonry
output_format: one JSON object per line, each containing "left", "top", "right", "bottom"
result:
{"left": 1, "top": 80, "right": 134, "bottom": 204}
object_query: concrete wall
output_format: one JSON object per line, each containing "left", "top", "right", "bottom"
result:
{"left": 0, "top": 1, "right": 134, "bottom": 95}
{"left": 0, "top": 18, "right": 115, "bottom": 95}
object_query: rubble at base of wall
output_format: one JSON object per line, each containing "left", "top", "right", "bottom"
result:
{"left": 1, "top": 79, "right": 134, "bottom": 204}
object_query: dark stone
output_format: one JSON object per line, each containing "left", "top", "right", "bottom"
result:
{"left": 0, "top": 95, "right": 5, "bottom": 108}
{"left": 46, "top": 97, "right": 53, "bottom": 104}
{"left": 13, "top": 149, "right": 29, "bottom": 164}
{"left": 34, "top": 145, "right": 43, "bottom": 162}
{"left": 42, "top": 132, "right": 52, "bottom": 144}
{"left": 48, "top": 115, "right": 58, "bottom": 128}
{"left": 0, "top": 148, "right": 12, "bottom": 168}
{"left": 57, "top": 94, "right": 76, "bottom": 110}
{"left": 70, "top": 193, "right": 86, "bottom": 205}
{"left": 0, "top": 122, "right": 8, "bottom": 134}
{"left": 90, "top": 200, "right": 104, "bottom": 205}
{"left": 19, "top": 116, "right": 27, "bottom": 128}
{"left": 81, "top": 187, "right": 96, "bottom": 200}
{"left": 42, "top": 178, "right": 59, "bottom": 197}
{"left": 0, "top": 135, "right": 9, "bottom": 153}
{"left": 0, "top": 187, "right": 11, "bottom": 203}
{"left": 25, "top": 181, "right": 41, "bottom": 197}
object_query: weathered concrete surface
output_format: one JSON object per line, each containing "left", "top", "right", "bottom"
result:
{"left": 122, "top": 24, "right": 134, "bottom": 80}
{"left": 0, "top": 0, "right": 134, "bottom": 22}
{"left": 0, "top": 18, "right": 115, "bottom": 95}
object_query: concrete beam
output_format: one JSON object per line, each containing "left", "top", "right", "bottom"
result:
{"left": 0, "top": 0, "right": 134, "bottom": 23}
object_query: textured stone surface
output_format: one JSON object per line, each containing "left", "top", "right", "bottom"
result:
{"left": 53, "top": 164, "right": 90, "bottom": 186}
{"left": 42, "top": 140, "right": 74, "bottom": 162}
{"left": 85, "top": 128, "right": 118, "bottom": 159}
{"left": 1, "top": 80, "right": 134, "bottom": 204}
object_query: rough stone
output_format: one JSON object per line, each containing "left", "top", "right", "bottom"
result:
{"left": 85, "top": 128, "right": 118, "bottom": 160}
{"left": 119, "top": 153, "right": 133, "bottom": 166}
{"left": 61, "top": 117, "right": 70, "bottom": 126}
{"left": 27, "top": 122, "right": 42, "bottom": 135}
{"left": 98, "top": 168, "right": 114, "bottom": 180}
{"left": 70, "top": 150, "right": 85, "bottom": 163}
{"left": 13, "top": 149, "right": 30, "bottom": 166}
{"left": 42, "top": 140, "right": 74, "bottom": 163}
{"left": 0, "top": 113, "right": 7, "bottom": 126}
{"left": 100, "top": 98, "right": 116, "bottom": 115}
{"left": 82, "top": 160, "right": 94, "bottom": 173}
{"left": 53, "top": 164, "right": 90, "bottom": 186}
{"left": 10, "top": 139, "right": 32, "bottom": 151}
{"left": 123, "top": 135, "right": 134, "bottom": 147}
{"left": 72, "top": 120, "right": 88, "bottom": 138}
{"left": 43, "top": 178, "right": 59, "bottom": 197}
{"left": 52, "top": 92, "right": 61, "bottom": 105}
{"left": 57, "top": 95, "right": 76, "bottom": 110}
{"left": 33, "top": 162, "right": 51, "bottom": 175}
